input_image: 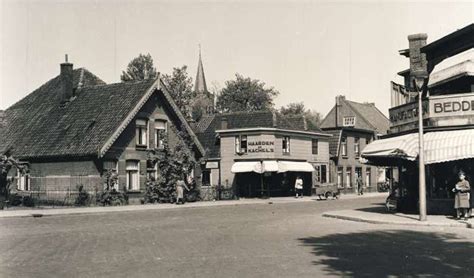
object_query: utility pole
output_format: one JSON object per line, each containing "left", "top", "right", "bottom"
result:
{"left": 414, "top": 78, "right": 427, "bottom": 221}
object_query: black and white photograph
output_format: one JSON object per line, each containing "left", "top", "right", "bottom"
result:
{"left": 0, "top": 0, "right": 473, "bottom": 277}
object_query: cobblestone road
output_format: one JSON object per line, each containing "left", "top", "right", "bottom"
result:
{"left": 1, "top": 196, "right": 473, "bottom": 277}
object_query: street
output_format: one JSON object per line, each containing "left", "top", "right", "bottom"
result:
{"left": 1, "top": 196, "right": 473, "bottom": 278}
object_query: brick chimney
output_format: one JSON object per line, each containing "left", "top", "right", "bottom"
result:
{"left": 407, "top": 34, "right": 428, "bottom": 90}
{"left": 220, "top": 116, "right": 228, "bottom": 130}
{"left": 335, "top": 95, "right": 345, "bottom": 127}
{"left": 60, "top": 54, "right": 74, "bottom": 103}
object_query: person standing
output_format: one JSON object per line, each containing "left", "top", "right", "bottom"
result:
{"left": 357, "top": 175, "right": 364, "bottom": 195}
{"left": 176, "top": 176, "right": 190, "bottom": 205}
{"left": 295, "top": 175, "right": 303, "bottom": 198}
{"left": 452, "top": 171, "right": 470, "bottom": 220}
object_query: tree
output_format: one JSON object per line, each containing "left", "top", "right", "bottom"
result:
{"left": 279, "top": 102, "right": 322, "bottom": 127}
{"left": 162, "top": 66, "right": 195, "bottom": 118}
{"left": 144, "top": 125, "right": 197, "bottom": 203}
{"left": 216, "top": 74, "right": 279, "bottom": 113}
{"left": 0, "top": 151, "right": 27, "bottom": 209}
{"left": 121, "top": 53, "right": 158, "bottom": 82}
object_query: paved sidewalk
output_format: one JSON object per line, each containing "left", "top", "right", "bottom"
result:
{"left": 323, "top": 208, "right": 473, "bottom": 229}
{"left": 0, "top": 192, "right": 387, "bottom": 218}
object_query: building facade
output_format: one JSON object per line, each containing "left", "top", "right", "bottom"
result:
{"left": 195, "top": 111, "right": 331, "bottom": 198}
{"left": 362, "top": 24, "right": 474, "bottom": 214}
{"left": 321, "top": 95, "right": 390, "bottom": 194}
{"left": 1, "top": 60, "right": 204, "bottom": 204}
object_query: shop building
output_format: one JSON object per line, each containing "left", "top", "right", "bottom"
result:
{"left": 362, "top": 24, "right": 474, "bottom": 214}
{"left": 194, "top": 111, "right": 331, "bottom": 198}
{"left": 320, "top": 95, "right": 390, "bottom": 194}
{"left": 0, "top": 59, "right": 204, "bottom": 203}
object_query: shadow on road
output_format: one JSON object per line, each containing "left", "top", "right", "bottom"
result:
{"left": 299, "top": 230, "right": 474, "bottom": 277}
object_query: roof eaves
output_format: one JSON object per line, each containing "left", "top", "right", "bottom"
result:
{"left": 159, "top": 79, "right": 206, "bottom": 157}
{"left": 98, "top": 78, "right": 160, "bottom": 157}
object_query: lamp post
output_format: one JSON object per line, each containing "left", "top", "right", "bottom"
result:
{"left": 414, "top": 77, "right": 427, "bottom": 221}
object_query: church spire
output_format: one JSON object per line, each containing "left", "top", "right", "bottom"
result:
{"left": 194, "top": 44, "right": 208, "bottom": 93}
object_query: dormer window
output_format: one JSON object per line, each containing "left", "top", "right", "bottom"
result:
{"left": 136, "top": 119, "right": 148, "bottom": 147}
{"left": 343, "top": 116, "right": 356, "bottom": 127}
{"left": 235, "top": 135, "right": 247, "bottom": 154}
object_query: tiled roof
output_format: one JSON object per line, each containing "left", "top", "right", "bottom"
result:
{"left": 195, "top": 111, "right": 326, "bottom": 158}
{"left": 321, "top": 97, "right": 389, "bottom": 135}
{"left": 325, "top": 129, "right": 341, "bottom": 156}
{"left": 345, "top": 101, "right": 389, "bottom": 135}
{"left": 1, "top": 68, "right": 204, "bottom": 159}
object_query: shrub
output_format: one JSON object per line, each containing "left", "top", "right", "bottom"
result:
{"left": 74, "top": 185, "right": 90, "bottom": 206}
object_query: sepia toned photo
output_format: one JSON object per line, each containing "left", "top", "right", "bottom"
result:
{"left": 0, "top": 1, "right": 473, "bottom": 277}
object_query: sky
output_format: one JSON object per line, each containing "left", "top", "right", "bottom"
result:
{"left": 0, "top": 0, "right": 472, "bottom": 117}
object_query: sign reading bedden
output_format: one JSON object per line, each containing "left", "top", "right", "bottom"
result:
{"left": 247, "top": 141, "right": 275, "bottom": 153}
{"left": 430, "top": 94, "right": 474, "bottom": 118}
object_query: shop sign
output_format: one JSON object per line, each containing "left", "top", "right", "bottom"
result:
{"left": 389, "top": 100, "right": 429, "bottom": 127}
{"left": 247, "top": 140, "right": 275, "bottom": 153}
{"left": 429, "top": 94, "right": 474, "bottom": 118}
{"left": 205, "top": 161, "right": 219, "bottom": 169}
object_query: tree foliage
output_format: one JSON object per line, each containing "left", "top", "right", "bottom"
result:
{"left": 144, "top": 125, "right": 197, "bottom": 203}
{"left": 0, "top": 152, "right": 27, "bottom": 209}
{"left": 216, "top": 74, "right": 279, "bottom": 113}
{"left": 162, "top": 66, "right": 195, "bottom": 118}
{"left": 279, "top": 102, "right": 322, "bottom": 127}
{"left": 121, "top": 53, "right": 158, "bottom": 82}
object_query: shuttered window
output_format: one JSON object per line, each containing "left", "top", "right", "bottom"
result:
{"left": 126, "top": 160, "right": 140, "bottom": 191}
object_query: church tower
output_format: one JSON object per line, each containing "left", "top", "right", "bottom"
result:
{"left": 192, "top": 46, "right": 215, "bottom": 121}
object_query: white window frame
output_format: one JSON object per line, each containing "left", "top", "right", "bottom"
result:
{"left": 136, "top": 119, "right": 148, "bottom": 147}
{"left": 343, "top": 116, "right": 356, "bottom": 127}
{"left": 312, "top": 139, "right": 318, "bottom": 155}
{"left": 337, "top": 167, "right": 343, "bottom": 188}
{"left": 282, "top": 136, "right": 291, "bottom": 154}
{"left": 346, "top": 167, "right": 352, "bottom": 188}
{"left": 126, "top": 160, "right": 140, "bottom": 191}
{"left": 341, "top": 137, "right": 347, "bottom": 157}
{"left": 235, "top": 135, "right": 247, "bottom": 154}
{"left": 154, "top": 120, "right": 167, "bottom": 149}
{"left": 354, "top": 137, "right": 360, "bottom": 157}
{"left": 16, "top": 169, "right": 30, "bottom": 191}
{"left": 365, "top": 168, "right": 371, "bottom": 187}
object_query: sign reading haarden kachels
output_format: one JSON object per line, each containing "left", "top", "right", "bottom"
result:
{"left": 248, "top": 141, "right": 274, "bottom": 153}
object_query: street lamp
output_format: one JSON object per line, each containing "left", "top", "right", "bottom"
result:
{"left": 413, "top": 75, "right": 427, "bottom": 221}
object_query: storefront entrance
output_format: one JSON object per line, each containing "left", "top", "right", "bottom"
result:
{"left": 235, "top": 172, "right": 312, "bottom": 198}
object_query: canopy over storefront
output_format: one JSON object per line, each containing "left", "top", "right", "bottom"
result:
{"left": 277, "top": 161, "right": 315, "bottom": 173}
{"left": 361, "top": 129, "right": 474, "bottom": 165}
{"left": 231, "top": 160, "right": 314, "bottom": 174}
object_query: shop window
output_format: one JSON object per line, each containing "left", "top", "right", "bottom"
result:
{"left": 354, "top": 137, "right": 360, "bottom": 157}
{"left": 282, "top": 136, "right": 291, "bottom": 154}
{"left": 126, "top": 160, "right": 140, "bottom": 191}
{"left": 337, "top": 167, "right": 343, "bottom": 188}
{"left": 314, "top": 165, "right": 321, "bottom": 183}
{"left": 346, "top": 167, "right": 352, "bottom": 188}
{"left": 312, "top": 139, "right": 318, "bottom": 155}
{"left": 235, "top": 135, "right": 247, "bottom": 154}
{"left": 366, "top": 168, "right": 371, "bottom": 187}
{"left": 341, "top": 137, "right": 347, "bottom": 157}
{"left": 16, "top": 169, "right": 30, "bottom": 191}
{"left": 155, "top": 120, "right": 167, "bottom": 149}
{"left": 136, "top": 119, "right": 148, "bottom": 147}
{"left": 343, "top": 116, "right": 356, "bottom": 127}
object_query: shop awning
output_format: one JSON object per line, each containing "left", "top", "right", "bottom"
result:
{"left": 231, "top": 162, "right": 262, "bottom": 173}
{"left": 428, "top": 48, "right": 474, "bottom": 88}
{"left": 262, "top": 161, "right": 279, "bottom": 172}
{"left": 362, "top": 129, "right": 474, "bottom": 164}
{"left": 277, "top": 161, "right": 315, "bottom": 173}
{"left": 361, "top": 133, "right": 419, "bottom": 161}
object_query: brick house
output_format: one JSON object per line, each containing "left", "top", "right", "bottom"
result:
{"left": 194, "top": 111, "right": 331, "bottom": 198}
{"left": 0, "top": 60, "right": 205, "bottom": 203}
{"left": 320, "top": 95, "right": 390, "bottom": 193}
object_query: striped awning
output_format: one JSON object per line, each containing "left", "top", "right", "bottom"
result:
{"left": 362, "top": 129, "right": 474, "bottom": 164}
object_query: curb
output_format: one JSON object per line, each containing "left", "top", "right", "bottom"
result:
{"left": 322, "top": 212, "right": 473, "bottom": 229}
